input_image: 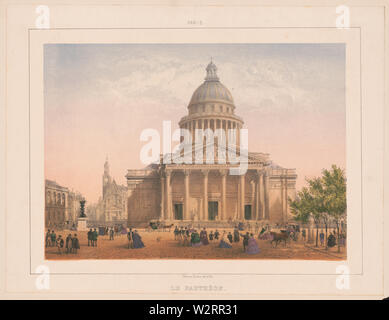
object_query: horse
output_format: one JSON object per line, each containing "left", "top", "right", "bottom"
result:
{"left": 270, "top": 230, "right": 291, "bottom": 247}
{"left": 161, "top": 223, "right": 174, "bottom": 232}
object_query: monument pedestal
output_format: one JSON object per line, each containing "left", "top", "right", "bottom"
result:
{"left": 77, "top": 217, "right": 88, "bottom": 231}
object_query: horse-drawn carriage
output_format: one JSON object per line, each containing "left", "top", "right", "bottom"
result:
{"left": 147, "top": 220, "right": 174, "bottom": 232}
{"left": 258, "top": 225, "right": 299, "bottom": 247}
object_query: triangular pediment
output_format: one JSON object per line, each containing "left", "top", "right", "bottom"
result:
{"left": 161, "top": 141, "right": 270, "bottom": 165}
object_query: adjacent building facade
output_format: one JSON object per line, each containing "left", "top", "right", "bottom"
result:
{"left": 45, "top": 179, "right": 83, "bottom": 228}
{"left": 126, "top": 62, "right": 297, "bottom": 226}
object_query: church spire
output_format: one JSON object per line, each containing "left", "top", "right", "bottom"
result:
{"left": 205, "top": 60, "right": 219, "bottom": 82}
{"left": 104, "top": 156, "right": 109, "bottom": 175}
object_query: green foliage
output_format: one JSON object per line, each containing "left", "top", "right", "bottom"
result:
{"left": 289, "top": 164, "right": 346, "bottom": 224}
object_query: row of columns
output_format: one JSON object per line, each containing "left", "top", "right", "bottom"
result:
{"left": 181, "top": 118, "right": 242, "bottom": 152}
{"left": 160, "top": 169, "right": 270, "bottom": 221}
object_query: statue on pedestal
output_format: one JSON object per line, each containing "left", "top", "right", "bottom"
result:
{"left": 77, "top": 199, "right": 88, "bottom": 231}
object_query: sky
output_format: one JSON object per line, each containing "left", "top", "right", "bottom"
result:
{"left": 44, "top": 43, "right": 345, "bottom": 203}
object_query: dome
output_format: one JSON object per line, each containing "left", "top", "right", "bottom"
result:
{"left": 189, "top": 61, "right": 234, "bottom": 105}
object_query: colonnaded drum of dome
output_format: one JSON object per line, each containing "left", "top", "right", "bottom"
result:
{"left": 44, "top": 44, "right": 346, "bottom": 260}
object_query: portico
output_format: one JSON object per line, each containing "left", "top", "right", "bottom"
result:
{"left": 159, "top": 165, "right": 272, "bottom": 222}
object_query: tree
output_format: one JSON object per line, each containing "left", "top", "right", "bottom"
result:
{"left": 289, "top": 165, "right": 346, "bottom": 251}
{"left": 289, "top": 180, "right": 322, "bottom": 247}
{"left": 321, "top": 165, "right": 347, "bottom": 252}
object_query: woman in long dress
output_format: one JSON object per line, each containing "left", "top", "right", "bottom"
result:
{"left": 246, "top": 234, "right": 260, "bottom": 254}
{"left": 132, "top": 230, "right": 145, "bottom": 249}
{"left": 200, "top": 228, "right": 209, "bottom": 245}
{"left": 191, "top": 230, "right": 201, "bottom": 247}
{"left": 219, "top": 232, "right": 232, "bottom": 248}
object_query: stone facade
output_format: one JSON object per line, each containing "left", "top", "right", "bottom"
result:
{"left": 45, "top": 179, "right": 83, "bottom": 228}
{"left": 126, "top": 62, "right": 297, "bottom": 226}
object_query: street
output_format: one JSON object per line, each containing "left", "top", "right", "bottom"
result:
{"left": 45, "top": 229, "right": 347, "bottom": 260}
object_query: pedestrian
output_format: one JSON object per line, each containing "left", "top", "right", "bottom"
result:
{"left": 209, "top": 231, "right": 214, "bottom": 241}
{"left": 174, "top": 226, "right": 179, "bottom": 240}
{"left": 109, "top": 228, "right": 114, "bottom": 241}
{"left": 50, "top": 230, "right": 56, "bottom": 247}
{"left": 233, "top": 228, "right": 240, "bottom": 242}
{"left": 65, "top": 233, "right": 72, "bottom": 254}
{"left": 88, "top": 229, "right": 93, "bottom": 246}
{"left": 200, "top": 228, "right": 209, "bottom": 245}
{"left": 254, "top": 223, "right": 259, "bottom": 235}
{"left": 127, "top": 228, "right": 133, "bottom": 249}
{"left": 219, "top": 231, "right": 232, "bottom": 248}
{"left": 45, "top": 229, "right": 51, "bottom": 248}
{"left": 56, "top": 235, "right": 64, "bottom": 254}
{"left": 93, "top": 228, "right": 98, "bottom": 247}
{"left": 191, "top": 230, "right": 201, "bottom": 247}
{"left": 246, "top": 234, "right": 260, "bottom": 254}
{"left": 214, "top": 230, "right": 220, "bottom": 240}
{"left": 227, "top": 232, "right": 233, "bottom": 244}
{"left": 327, "top": 232, "right": 336, "bottom": 248}
{"left": 72, "top": 234, "right": 80, "bottom": 253}
{"left": 132, "top": 230, "right": 145, "bottom": 249}
{"left": 302, "top": 229, "right": 306, "bottom": 242}
{"left": 319, "top": 231, "right": 325, "bottom": 246}
{"left": 241, "top": 232, "right": 250, "bottom": 252}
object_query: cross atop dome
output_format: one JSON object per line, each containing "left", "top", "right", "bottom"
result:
{"left": 205, "top": 60, "right": 219, "bottom": 82}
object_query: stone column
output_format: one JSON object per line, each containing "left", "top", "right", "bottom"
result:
{"left": 280, "top": 174, "right": 285, "bottom": 222}
{"left": 184, "top": 170, "right": 190, "bottom": 220}
{"left": 220, "top": 170, "right": 227, "bottom": 221}
{"left": 160, "top": 176, "right": 165, "bottom": 220}
{"left": 165, "top": 170, "right": 172, "bottom": 220}
{"left": 240, "top": 174, "right": 245, "bottom": 220}
{"left": 259, "top": 171, "right": 265, "bottom": 220}
{"left": 237, "top": 123, "right": 240, "bottom": 149}
{"left": 264, "top": 171, "right": 270, "bottom": 219}
{"left": 202, "top": 170, "right": 209, "bottom": 221}
{"left": 255, "top": 171, "right": 260, "bottom": 220}
{"left": 284, "top": 171, "right": 288, "bottom": 222}
{"left": 192, "top": 120, "right": 197, "bottom": 159}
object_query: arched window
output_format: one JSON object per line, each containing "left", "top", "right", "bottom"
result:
{"left": 47, "top": 191, "right": 51, "bottom": 204}
{"left": 62, "top": 194, "right": 65, "bottom": 206}
{"left": 53, "top": 193, "right": 56, "bottom": 205}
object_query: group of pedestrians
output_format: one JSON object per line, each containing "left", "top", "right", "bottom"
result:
{"left": 127, "top": 228, "right": 145, "bottom": 249}
{"left": 62, "top": 233, "right": 80, "bottom": 254}
{"left": 45, "top": 229, "right": 57, "bottom": 247}
{"left": 172, "top": 225, "right": 260, "bottom": 254}
{"left": 174, "top": 226, "right": 222, "bottom": 247}
{"left": 87, "top": 228, "right": 99, "bottom": 247}
{"left": 45, "top": 229, "right": 80, "bottom": 255}
{"left": 301, "top": 228, "right": 347, "bottom": 249}
{"left": 219, "top": 228, "right": 260, "bottom": 254}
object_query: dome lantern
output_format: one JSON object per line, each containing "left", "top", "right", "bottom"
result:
{"left": 205, "top": 60, "right": 219, "bottom": 82}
